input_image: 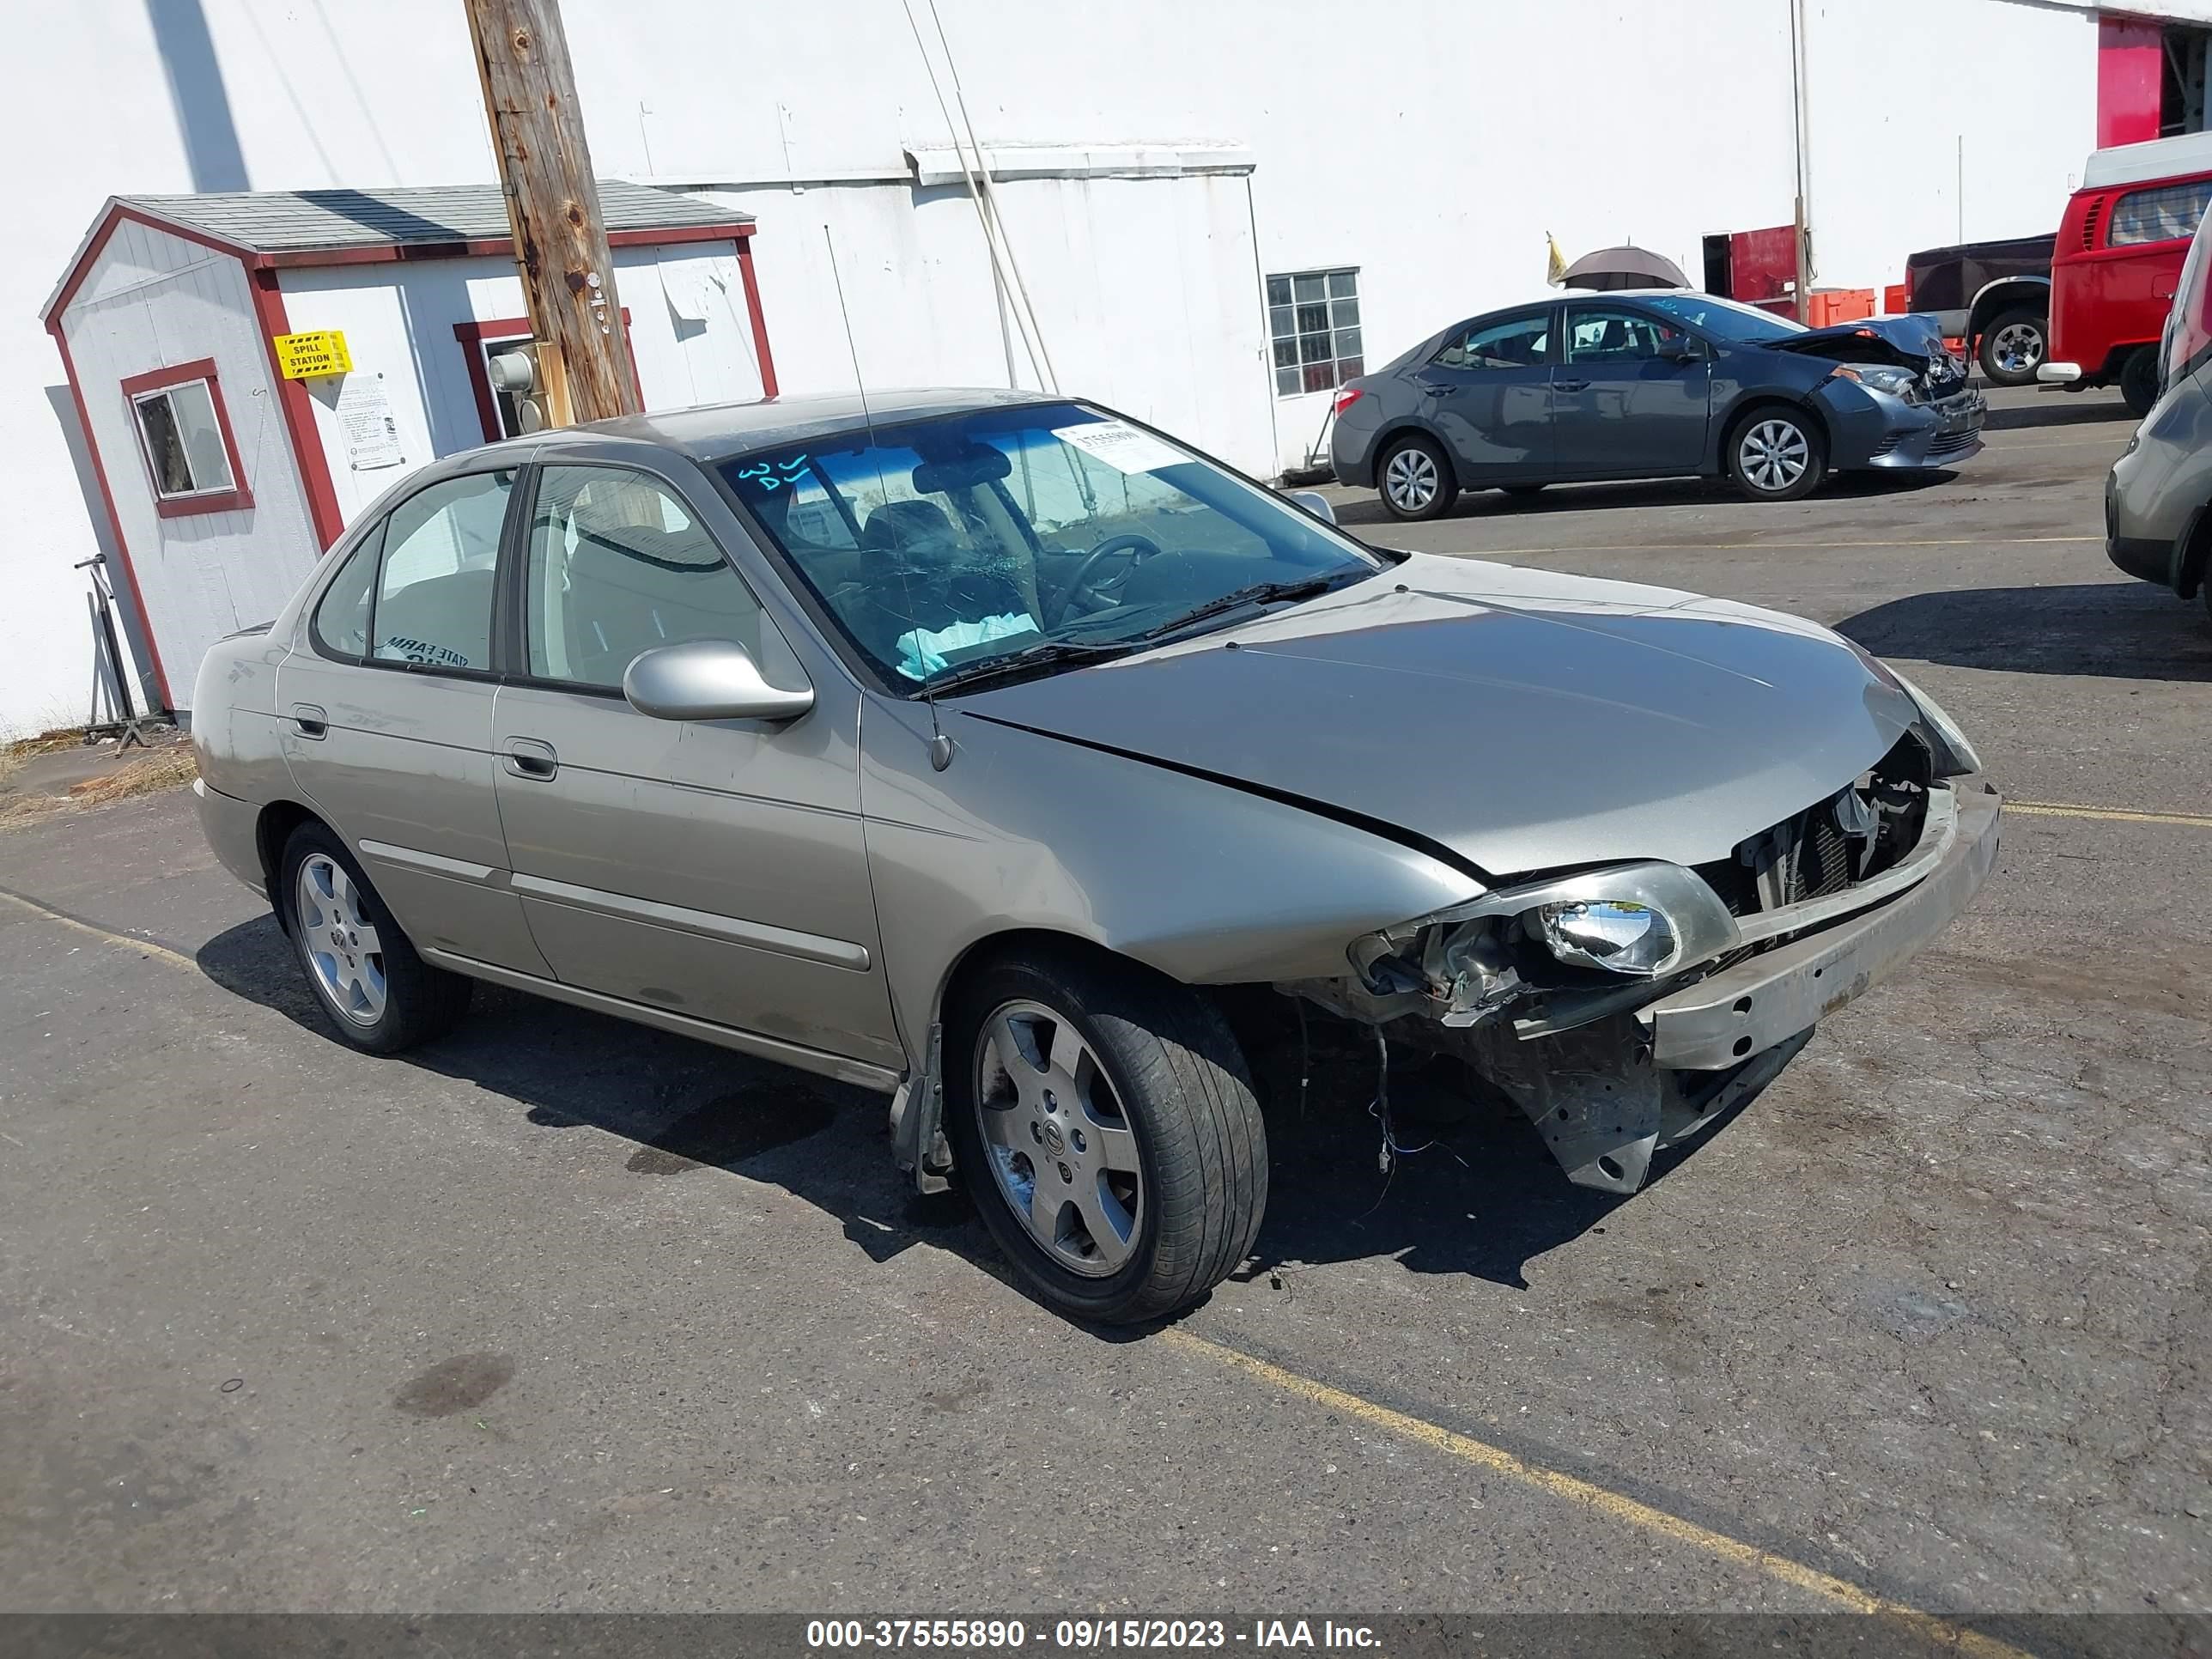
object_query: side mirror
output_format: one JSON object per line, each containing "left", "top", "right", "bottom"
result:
{"left": 1287, "top": 489, "right": 1338, "bottom": 525}
{"left": 623, "top": 640, "right": 814, "bottom": 723}
{"left": 1658, "top": 340, "right": 1702, "bottom": 364}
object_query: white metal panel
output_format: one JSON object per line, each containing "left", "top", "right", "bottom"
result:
{"left": 58, "top": 221, "right": 315, "bottom": 714}
{"left": 695, "top": 172, "right": 1275, "bottom": 477}
{"left": 2085, "top": 130, "right": 2212, "bottom": 187}
{"left": 623, "top": 244, "right": 767, "bottom": 410}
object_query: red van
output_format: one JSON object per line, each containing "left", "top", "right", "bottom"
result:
{"left": 2041, "top": 131, "right": 2212, "bottom": 415}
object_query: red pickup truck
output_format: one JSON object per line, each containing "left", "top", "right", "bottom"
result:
{"left": 2040, "top": 131, "right": 2212, "bottom": 415}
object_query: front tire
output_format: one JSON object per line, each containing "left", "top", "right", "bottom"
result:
{"left": 1376, "top": 434, "right": 1456, "bottom": 521}
{"left": 280, "top": 822, "right": 471, "bottom": 1054}
{"left": 945, "top": 949, "right": 1267, "bottom": 1324}
{"left": 2120, "top": 346, "right": 2160, "bottom": 418}
{"left": 1727, "top": 405, "right": 1826, "bottom": 501}
{"left": 1977, "top": 307, "right": 2046, "bottom": 386}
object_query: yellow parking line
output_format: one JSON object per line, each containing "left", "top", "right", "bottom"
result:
{"left": 2009, "top": 800, "right": 2212, "bottom": 827}
{"left": 0, "top": 888, "right": 199, "bottom": 971}
{"left": 1163, "top": 1328, "right": 2033, "bottom": 1658}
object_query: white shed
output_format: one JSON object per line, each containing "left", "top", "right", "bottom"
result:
{"left": 40, "top": 182, "right": 775, "bottom": 716}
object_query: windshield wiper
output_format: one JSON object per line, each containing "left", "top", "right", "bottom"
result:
{"left": 921, "top": 638, "right": 1134, "bottom": 697}
{"left": 1135, "top": 574, "right": 1348, "bottom": 641}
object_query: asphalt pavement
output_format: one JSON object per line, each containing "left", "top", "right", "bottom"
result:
{"left": 2, "top": 384, "right": 2206, "bottom": 1636}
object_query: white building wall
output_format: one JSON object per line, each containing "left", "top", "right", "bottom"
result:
{"left": 10, "top": 0, "right": 2212, "bottom": 730}
{"left": 697, "top": 169, "right": 1276, "bottom": 474}
{"left": 1803, "top": 0, "right": 2103, "bottom": 277}
{"left": 58, "top": 221, "right": 316, "bottom": 715}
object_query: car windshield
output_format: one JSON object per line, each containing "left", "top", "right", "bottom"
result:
{"left": 720, "top": 402, "right": 1381, "bottom": 690}
{"left": 1639, "top": 293, "right": 1807, "bottom": 343}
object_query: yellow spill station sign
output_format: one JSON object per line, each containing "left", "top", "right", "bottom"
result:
{"left": 272, "top": 330, "right": 352, "bottom": 380}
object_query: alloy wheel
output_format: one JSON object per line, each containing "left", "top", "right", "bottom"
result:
{"left": 1739, "top": 420, "right": 1810, "bottom": 494}
{"left": 296, "top": 854, "right": 386, "bottom": 1027}
{"left": 973, "top": 999, "right": 1144, "bottom": 1278}
{"left": 1383, "top": 446, "right": 1439, "bottom": 513}
{"left": 1990, "top": 322, "right": 2044, "bottom": 375}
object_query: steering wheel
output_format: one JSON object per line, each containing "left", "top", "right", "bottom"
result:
{"left": 1047, "top": 532, "right": 1166, "bottom": 628}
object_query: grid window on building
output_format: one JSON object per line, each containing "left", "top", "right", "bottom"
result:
{"left": 1267, "top": 269, "right": 1362, "bottom": 396}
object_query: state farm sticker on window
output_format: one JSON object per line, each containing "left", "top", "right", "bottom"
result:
{"left": 1053, "top": 420, "right": 1185, "bottom": 475}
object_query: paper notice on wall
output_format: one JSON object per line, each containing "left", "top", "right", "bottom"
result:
{"left": 337, "top": 374, "right": 404, "bottom": 471}
{"left": 1052, "top": 420, "right": 1184, "bottom": 475}
{"left": 659, "top": 261, "right": 726, "bottom": 324}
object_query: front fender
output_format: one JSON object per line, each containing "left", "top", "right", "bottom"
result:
{"left": 857, "top": 694, "right": 1482, "bottom": 1070}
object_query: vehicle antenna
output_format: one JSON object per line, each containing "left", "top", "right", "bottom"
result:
{"left": 823, "top": 225, "right": 955, "bottom": 772}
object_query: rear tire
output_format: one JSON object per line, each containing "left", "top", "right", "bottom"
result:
{"left": 1976, "top": 307, "right": 2046, "bottom": 386}
{"left": 1726, "top": 404, "right": 1826, "bottom": 501}
{"left": 279, "top": 821, "right": 471, "bottom": 1054}
{"left": 2120, "top": 347, "right": 2160, "bottom": 418}
{"left": 945, "top": 947, "right": 1267, "bottom": 1324}
{"left": 1376, "top": 434, "right": 1456, "bottom": 521}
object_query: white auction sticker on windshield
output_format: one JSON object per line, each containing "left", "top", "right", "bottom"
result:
{"left": 1053, "top": 420, "right": 1186, "bottom": 475}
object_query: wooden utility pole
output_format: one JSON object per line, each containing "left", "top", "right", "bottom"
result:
{"left": 462, "top": 0, "right": 639, "bottom": 426}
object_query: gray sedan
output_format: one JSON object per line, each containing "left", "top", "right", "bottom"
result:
{"left": 192, "top": 390, "right": 2001, "bottom": 1322}
{"left": 1331, "top": 291, "right": 1985, "bottom": 518}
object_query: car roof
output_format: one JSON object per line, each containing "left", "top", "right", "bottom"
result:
{"left": 539, "top": 387, "right": 1060, "bottom": 464}
{"left": 1489, "top": 286, "right": 1693, "bottom": 310}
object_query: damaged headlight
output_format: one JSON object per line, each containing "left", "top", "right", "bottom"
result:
{"left": 1536, "top": 898, "right": 1678, "bottom": 977}
{"left": 1831, "top": 363, "right": 1921, "bottom": 403}
{"left": 1348, "top": 862, "right": 1741, "bottom": 1026}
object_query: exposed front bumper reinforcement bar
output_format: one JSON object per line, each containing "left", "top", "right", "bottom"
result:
{"left": 1638, "top": 787, "right": 2002, "bottom": 1069}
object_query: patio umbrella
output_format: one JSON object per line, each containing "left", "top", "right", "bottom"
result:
{"left": 1561, "top": 246, "right": 1691, "bottom": 291}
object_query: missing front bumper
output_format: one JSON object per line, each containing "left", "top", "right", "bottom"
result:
{"left": 1285, "top": 787, "right": 2002, "bottom": 1196}
{"left": 1638, "top": 787, "right": 2002, "bottom": 1069}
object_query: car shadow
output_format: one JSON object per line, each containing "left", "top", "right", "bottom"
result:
{"left": 1978, "top": 393, "right": 2134, "bottom": 431}
{"left": 1839, "top": 580, "right": 2212, "bottom": 680}
{"left": 194, "top": 915, "right": 1754, "bottom": 1317}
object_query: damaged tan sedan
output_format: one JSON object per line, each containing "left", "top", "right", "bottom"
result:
{"left": 192, "top": 390, "right": 2001, "bottom": 1323}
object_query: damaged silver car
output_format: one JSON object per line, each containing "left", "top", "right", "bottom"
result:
{"left": 191, "top": 390, "right": 2002, "bottom": 1324}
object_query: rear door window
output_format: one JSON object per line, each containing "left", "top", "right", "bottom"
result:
{"left": 1434, "top": 313, "right": 1552, "bottom": 370}
{"left": 370, "top": 471, "right": 514, "bottom": 672}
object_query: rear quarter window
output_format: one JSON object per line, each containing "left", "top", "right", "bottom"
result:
{"left": 310, "top": 527, "right": 382, "bottom": 661}
{"left": 2108, "top": 179, "right": 2212, "bottom": 247}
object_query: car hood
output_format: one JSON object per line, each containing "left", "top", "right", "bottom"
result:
{"left": 950, "top": 554, "right": 1920, "bottom": 878}
{"left": 1767, "top": 314, "right": 1957, "bottom": 370}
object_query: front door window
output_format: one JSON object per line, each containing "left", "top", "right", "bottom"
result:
{"left": 525, "top": 466, "right": 770, "bottom": 690}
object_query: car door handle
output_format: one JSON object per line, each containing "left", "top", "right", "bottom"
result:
{"left": 501, "top": 738, "right": 558, "bottom": 781}
{"left": 289, "top": 703, "right": 328, "bottom": 739}
{"left": 1553, "top": 378, "right": 1590, "bottom": 393}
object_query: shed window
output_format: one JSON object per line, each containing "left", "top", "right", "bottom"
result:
{"left": 135, "top": 380, "right": 233, "bottom": 496}
{"left": 120, "top": 359, "right": 252, "bottom": 516}
{"left": 1266, "top": 269, "right": 1363, "bottom": 397}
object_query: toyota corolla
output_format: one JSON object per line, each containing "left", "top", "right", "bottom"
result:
{"left": 192, "top": 390, "right": 2001, "bottom": 1323}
